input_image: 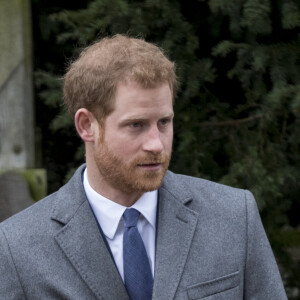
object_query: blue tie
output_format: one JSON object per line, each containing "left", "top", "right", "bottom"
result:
{"left": 123, "top": 208, "right": 153, "bottom": 300}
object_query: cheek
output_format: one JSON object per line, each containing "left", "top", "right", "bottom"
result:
{"left": 163, "top": 131, "right": 173, "bottom": 150}
{"left": 109, "top": 139, "right": 140, "bottom": 158}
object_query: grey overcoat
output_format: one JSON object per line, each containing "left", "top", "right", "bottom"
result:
{"left": 0, "top": 165, "right": 287, "bottom": 299}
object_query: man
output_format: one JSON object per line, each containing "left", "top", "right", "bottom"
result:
{"left": 0, "top": 35, "right": 287, "bottom": 299}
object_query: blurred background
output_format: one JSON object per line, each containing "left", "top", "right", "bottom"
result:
{"left": 0, "top": 0, "right": 299, "bottom": 297}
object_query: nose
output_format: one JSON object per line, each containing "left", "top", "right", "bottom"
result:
{"left": 142, "top": 126, "right": 164, "bottom": 154}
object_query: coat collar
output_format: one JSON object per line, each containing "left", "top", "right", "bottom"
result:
{"left": 51, "top": 165, "right": 195, "bottom": 224}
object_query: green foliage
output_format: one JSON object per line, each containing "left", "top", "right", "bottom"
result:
{"left": 33, "top": 0, "right": 300, "bottom": 296}
{"left": 282, "top": 1, "right": 300, "bottom": 29}
{"left": 242, "top": 0, "right": 272, "bottom": 35}
{"left": 35, "top": 70, "right": 62, "bottom": 108}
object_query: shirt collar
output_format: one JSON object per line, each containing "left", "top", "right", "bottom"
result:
{"left": 83, "top": 168, "right": 158, "bottom": 240}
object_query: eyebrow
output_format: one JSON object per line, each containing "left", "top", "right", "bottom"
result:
{"left": 118, "top": 113, "right": 174, "bottom": 126}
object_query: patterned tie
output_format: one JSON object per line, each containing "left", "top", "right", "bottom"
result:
{"left": 123, "top": 208, "right": 153, "bottom": 300}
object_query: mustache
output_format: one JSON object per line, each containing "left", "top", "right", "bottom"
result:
{"left": 133, "top": 153, "right": 170, "bottom": 165}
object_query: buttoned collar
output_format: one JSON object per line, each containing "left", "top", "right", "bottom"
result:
{"left": 83, "top": 168, "right": 158, "bottom": 240}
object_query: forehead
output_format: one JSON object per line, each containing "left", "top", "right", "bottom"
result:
{"left": 112, "top": 81, "right": 173, "bottom": 114}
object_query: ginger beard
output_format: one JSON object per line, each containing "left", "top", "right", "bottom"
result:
{"left": 94, "top": 131, "right": 171, "bottom": 194}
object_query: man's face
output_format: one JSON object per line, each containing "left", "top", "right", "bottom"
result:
{"left": 94, "top": 81, "right": 174, "bottom": 195}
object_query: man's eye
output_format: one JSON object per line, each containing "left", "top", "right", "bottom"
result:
{"left": 159, "top": 119, "right": 169, "bottom": 126}
{"left": 130, "top": 122, "right": 142, "bottom": 128}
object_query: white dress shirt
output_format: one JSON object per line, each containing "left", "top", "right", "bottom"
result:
{"left": 83, "top": 168, "right": 157, "bottom": 281}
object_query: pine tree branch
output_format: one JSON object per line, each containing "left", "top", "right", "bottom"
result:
{"left": 198, "top": 113, "right": 265, "bottom": 127}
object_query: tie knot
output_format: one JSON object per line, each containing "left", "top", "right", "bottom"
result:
{"left": 123, "top": 208, "right": 140, "bottom": 228}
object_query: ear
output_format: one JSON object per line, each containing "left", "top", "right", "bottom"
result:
{"left": 74, "top": 108, "right": 98, "bottom": 142}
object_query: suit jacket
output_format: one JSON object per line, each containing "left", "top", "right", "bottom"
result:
{"left": 0, "top": 165, "right": 287, "bottom": 299}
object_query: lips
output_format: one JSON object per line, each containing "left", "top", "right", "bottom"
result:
{"left": 137, "top": 162, "right": 163, "bottom": 166}
{"left": 137, "top": 163, "right": 163, "bottom": 171}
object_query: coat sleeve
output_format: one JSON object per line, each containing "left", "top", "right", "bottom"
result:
{"left": 244, "top": 191, "right": 287, "bottom": 299}
{"left": 0, "top": 226, "right": 26, "bottom": 299}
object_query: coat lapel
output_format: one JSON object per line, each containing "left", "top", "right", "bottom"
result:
{"left": 153, "top": 172, "right": 199, "bottom": 300}
{"left": 50, "top": 166, "right": 199, "bottom": 300}
{"left": 51, "top": 166, "right": 129, "bottom": 300}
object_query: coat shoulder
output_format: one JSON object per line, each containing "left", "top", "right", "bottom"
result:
{"left": 0, "top": 191, "right": 58, "bottom": 239}
{"left": 0, "top": 165, "right": 86, "bottom": 237}
{"left": 163, "top": 170, "right": 255, "bottom": 213}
